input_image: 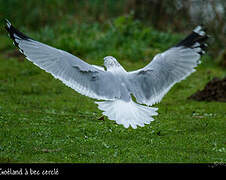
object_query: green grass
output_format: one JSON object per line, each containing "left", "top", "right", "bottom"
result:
{"left": 0, "top": 16, "right": 226, "bottom": 163}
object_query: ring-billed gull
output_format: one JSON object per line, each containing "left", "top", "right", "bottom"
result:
{"left": 5, "top": 19, "right": 208, "bottom": 129}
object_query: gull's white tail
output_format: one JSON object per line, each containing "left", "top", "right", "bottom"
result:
{"left": 95, "top": 100, "right": 158, "bottom": 129}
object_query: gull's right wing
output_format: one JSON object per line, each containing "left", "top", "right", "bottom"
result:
{"left": 128, "top": 26, "right": 208, "bottom": 106}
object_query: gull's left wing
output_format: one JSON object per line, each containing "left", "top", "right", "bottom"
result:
{"left": 5, "top": 19, "right": 121, "bottom": 100}
{"left": 128, "top": 26, "right": 208, "bottom": 106}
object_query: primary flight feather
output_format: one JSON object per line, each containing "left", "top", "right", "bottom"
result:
{"left": 5, "top": 19, "right": 208, "bottom": 129}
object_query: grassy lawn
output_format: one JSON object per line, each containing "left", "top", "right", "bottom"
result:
{"left": 0, "top": 16, "right": 225, "bottom": 163}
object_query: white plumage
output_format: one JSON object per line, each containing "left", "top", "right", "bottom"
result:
{"left": 5, "top": 19, "right": 208, "bottom": 129}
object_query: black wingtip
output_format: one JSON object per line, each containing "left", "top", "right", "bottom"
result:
{"left": 5, "top": 19, "right": 12, "bottom": 36}
{"left": 175, "top": 25, "right": 209, "bottom": 56}
{"left": 5, "top": 19, "right": 31, "bottom": 48}
{"left": 5, "top": 19, "right": 11, "bottom": 28}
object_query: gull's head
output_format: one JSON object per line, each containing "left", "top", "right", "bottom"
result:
{"left": 103, "top": 56, "right": 126, "bottom": 73}
{"left": 103, "top": 56, "right": 119, "bottom": 70}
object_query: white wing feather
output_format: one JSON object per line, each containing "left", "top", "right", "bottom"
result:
{"left": 128, "top": 26, "right": 208, "bottom": 106}
{"left": 5, "top": 20, "right": 121, "bottom": 100}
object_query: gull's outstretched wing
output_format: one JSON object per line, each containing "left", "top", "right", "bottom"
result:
{"left": 128, "top": 26, "right": 208, "bottom": 106}
{"left": 5, "top": 20, "right": 121, "bottom": 100}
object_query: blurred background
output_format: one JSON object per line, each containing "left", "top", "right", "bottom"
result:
{"left": 0, "top": 0, "right": 225, "bottom": 163}
{"left": 0, "top": 0, "right": 225, "bottom": 65}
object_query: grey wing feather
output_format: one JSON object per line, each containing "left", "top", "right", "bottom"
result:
{"left": 5, "top": 20, "right": 120, "bottom": 100}
{"left": 128, "top": 26, "right": 208, "bottom": 106}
